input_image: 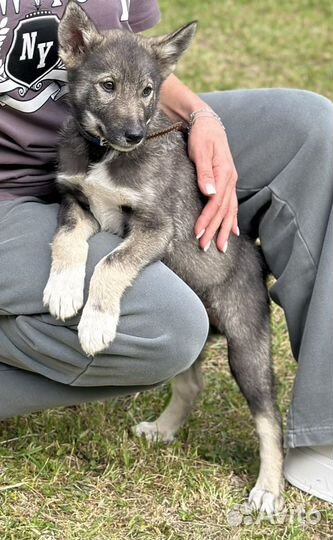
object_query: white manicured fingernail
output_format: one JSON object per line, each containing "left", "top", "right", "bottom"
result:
{"left": 196, "top": 228, "right": 205, "bottom": 240}
{"left": 206, "top": 183, "right": 216, "bottom": 195}
{"left": 203, "top": 241, "right": 211, "bottom": 252}
{"left": 236, "top": 227, "right": 240, "bottom": 236}
{"left": 222, "top": 241, "right": 228, "bottom": 253}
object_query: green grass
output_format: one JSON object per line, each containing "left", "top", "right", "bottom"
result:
{"left": 1, "top": 1, "right": 333, "bottom": 538}
{"left": 155, "top": 0, "right": 333, "bottom": 100}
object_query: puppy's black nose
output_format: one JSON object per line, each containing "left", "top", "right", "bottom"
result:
{"left": 125, "top": 131, "right": 144, "bottom": 144}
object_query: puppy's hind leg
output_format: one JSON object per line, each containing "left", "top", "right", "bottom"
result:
{"left": 249, "top": 409, "right": 284, "bottom": 514}
{"left": 211, "top": 285, "right": 284, "bottom": 515}
{"left": 133, "top": 359, "right": 203, "bottom": 443}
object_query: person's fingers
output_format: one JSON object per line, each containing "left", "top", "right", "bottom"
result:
{"left": 195, "top": 157, "right": 217, "bottom": 197}
{"left": 229, "top": 189, "right": 239, "bottom": 237}
{"left": 196, "top": 177, "right": 238, "bottom": 249}
{"left": 197, "top": 186, "right": 233, "bottom": 249}
{"left": 194, "top": 162, "right": 231, "bottom": 235}
{"left": 231, "top": 213, "right": 240, "bottom": 237}
{"left": 188, "top": 118, "right": 238, "bottom": 247}
{"left": 195, "top": 165, "right": 237, "bottom": 234}
{"left": 195, "top": 194, "right": 221, "bottom": 239}
{"left": 194, "top": 155, "right": 230, "bottom": 199}
{"left": 216, "top": 191, "right": 239, "bottom": 251}
{"left": 216, "top": 212, "right": 235, "bottom": 253}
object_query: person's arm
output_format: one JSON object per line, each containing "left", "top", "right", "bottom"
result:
{"left": 128, "top": 0, "right": 161, "bottom": 33}
{"left": 160, "top": 74, "right": 239, "bottom": 252}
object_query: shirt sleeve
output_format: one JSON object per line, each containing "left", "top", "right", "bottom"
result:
{"left": 128, "top": 0, "right": 161, "bottom": 33}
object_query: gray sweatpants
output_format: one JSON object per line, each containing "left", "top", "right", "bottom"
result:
{"left": 0, "top": 88, "right": 332, "bottom": 448}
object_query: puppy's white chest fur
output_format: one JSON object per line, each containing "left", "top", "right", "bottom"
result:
{"left": 84, "top": 162, "right": 138, "bottom": 234}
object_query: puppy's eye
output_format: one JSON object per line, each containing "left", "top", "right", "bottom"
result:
{"left": 101, "top": 81, "right": 115, "bottom": 93}
{"left": 142, "top": 86, "right": 153, "bottom": 97}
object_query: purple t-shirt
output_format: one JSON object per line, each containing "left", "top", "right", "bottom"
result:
{"left": 0, "top": 0, "right": 161, "bottom": 200}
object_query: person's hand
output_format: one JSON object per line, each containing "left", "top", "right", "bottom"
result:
{"left": 188, "top": 114, "right": 239, "bottom": 252}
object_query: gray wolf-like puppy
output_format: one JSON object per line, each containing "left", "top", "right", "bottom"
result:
{"left": 43, "top": 0, "right": 284, "bottom": 514}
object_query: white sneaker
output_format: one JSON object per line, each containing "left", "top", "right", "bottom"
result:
{"left": 284, "top": 446, "right": 333, "bottom": 504}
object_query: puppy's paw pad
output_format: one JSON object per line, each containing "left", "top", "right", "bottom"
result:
{"left": 248, "top": 487, "right": 283, "bottom": 515}
{"left": 43, "top": 267, "right": 85, "bottom": 320}
{"left": 78, "top": 306, "right": 119, "bottom": 356}
{"left": 132, "top": 421, "right": 175, "bottom": 444}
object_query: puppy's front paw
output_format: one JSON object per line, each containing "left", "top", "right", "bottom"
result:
{"left": 78, "top": 303, "right": 120, "bottom": 356}
{"left": 132, "top": 421, "right": 175, "bottom": 444}
{"left": 43, "top": 266, "right": 85, "bottom": 320}
{"left": 248, "top": 486, "right": 284, "bottom": 515}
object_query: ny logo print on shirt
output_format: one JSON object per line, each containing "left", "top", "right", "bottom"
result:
{"left": 0, "top": 0, "right": 131, "bottom": 112}
{"left": 6, "top": 13, "right": 60, "bottom": 88}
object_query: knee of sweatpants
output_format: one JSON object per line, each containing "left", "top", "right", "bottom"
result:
{"left": 6, "top": 282, "right": 209, "bottom": 388}
{"left": 294, "top": 90, "right": 333, "bottom": 143}
{"left": 72, "top": 273, "right": 210, "bottom": 387}
{"left": 151, "top": 283, "right": 210, "bottom": 381}
{"left": 2, "top": 230, "right": 209, "bottom": 387}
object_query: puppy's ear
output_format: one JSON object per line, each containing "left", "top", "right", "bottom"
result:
{"left": 58, "top": 0, "right": 103, "bottom": 69}
{"left": 150, "top": 22, "right": 197, "bottom": 79}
